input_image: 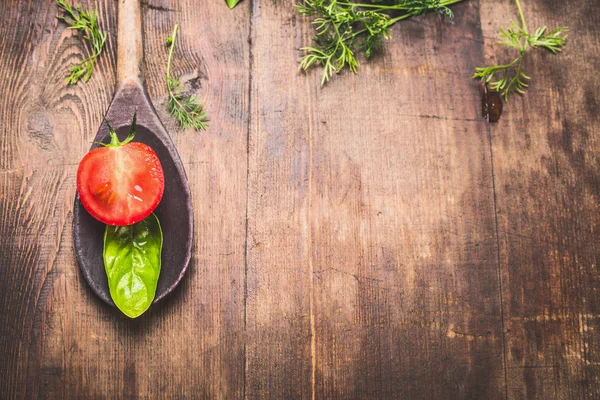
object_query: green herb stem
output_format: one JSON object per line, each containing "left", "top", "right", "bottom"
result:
{"left": 166, "top": 24, "right": 179, "bottom": 98}
{"left": 515, "top": 0, "right": 528, "bottom": 34}
{"left": 473, "top": 0, "right": 567, "bottom": 101}
{"left": 337, "top": 0, "right": 463, "bottom": 12}
{"left": 165, "top": 24, "right": 209, "bottom": 131}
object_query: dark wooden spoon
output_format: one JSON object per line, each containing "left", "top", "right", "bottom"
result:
{"left": 73, "top": 0, "right": 193, "bottom": 308}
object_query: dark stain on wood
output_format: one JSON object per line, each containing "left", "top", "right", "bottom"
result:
{"left": 123, "top": 361, "right": 137, "bottom": 400}
{"left": 481, "top": 83, "right": 503, "bottom": 123}
{"left": 141, "top": 1, "right": 177, "bottom": 13}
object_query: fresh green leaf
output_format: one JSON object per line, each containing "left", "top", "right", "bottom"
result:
{"left": 56, "top": 0, "right": 107, "bottom": 85}
{"left": 474, "top": 0, "right": 567, "bottom": 101}
{"left": 104, "top": 213, "right": 163, "bottom": 318}
{"left": 166, "top": 24, "right": 209, "bottom": 130}
{"left": 297, "top": 0, "right": 463, "bottom": 85}
{"left": 227, "top": 0, "right": 242, "bottom": 9}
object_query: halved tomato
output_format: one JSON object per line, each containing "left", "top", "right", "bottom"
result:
{"left": 77, "top": 115, "right": 164, "bottom": 226}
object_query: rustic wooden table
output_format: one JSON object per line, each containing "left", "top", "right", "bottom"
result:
{"left": 1, "top": 0, "right": 599, "bottom": 398}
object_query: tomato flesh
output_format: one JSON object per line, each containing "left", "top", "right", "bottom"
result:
{"left": 77, "top": 142, "right": 164, "bottom": 226}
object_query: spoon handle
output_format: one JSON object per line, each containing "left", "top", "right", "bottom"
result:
{"left": 117, "top": 0, "right": 143, "bottom": 88}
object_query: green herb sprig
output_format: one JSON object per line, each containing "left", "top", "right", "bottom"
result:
{"left": 56, "top": 0, "right": 107, "bottom": 85}
{"left": 298, "top": 0, "right": 463, "bottom": 85}
{"left": 473, "top": 0, "right": 567, "bottom": 101}
{"left": 165, "top": 25, "right": 209, "bottom": 131}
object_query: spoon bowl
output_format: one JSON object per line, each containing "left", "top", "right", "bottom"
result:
{"left": 73, "top": 1, "right": 193, "bottom": 309}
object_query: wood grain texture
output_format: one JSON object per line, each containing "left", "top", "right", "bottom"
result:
{"left": 308, "top": 3, "right": 506, "bottom": 398}
{"left": 0, "top": 1, "right": 117, "bottom": 398}
{"left": 245, "top": 1, "right": 313, "bottom": 397}
{"left": 1, "top": 0, "right": 600, "bottom": 398}
{"left": 480, "top": 0, "right": 600, "bottom": 398}
{"left": 1, "top": 0, "right": 249, "bottom": 398}
{"left": 246, "top": 0, "right": 505, "bottom": 398}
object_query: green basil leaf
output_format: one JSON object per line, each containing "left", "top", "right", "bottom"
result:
{"left": 226, "top": 0, "right": 241, "bottom": 9}
{"left": 103, "top": 214, "right": 162, "bottom": 318}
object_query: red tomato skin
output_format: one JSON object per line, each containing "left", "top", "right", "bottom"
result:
{"left": 77, "top": 142, "right": 164, "bottom": 226}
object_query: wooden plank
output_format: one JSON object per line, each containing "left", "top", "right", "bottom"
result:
{"left": 0, "top": 0, "right": 117, "bottom": 398}
{"left": 2, "top": 0, "right": 598, "bottom": 397}
{"left": 0, "top": 0, "right": 249, "bottom": 398}
{"left": 246, "top": 0, "right": 505, "bottom": 398}
{"left": 245, "top": 0, "right": 313, "bottom": 398}
{"left": 480, "top": 0, "right": 600, "bottom": 397}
